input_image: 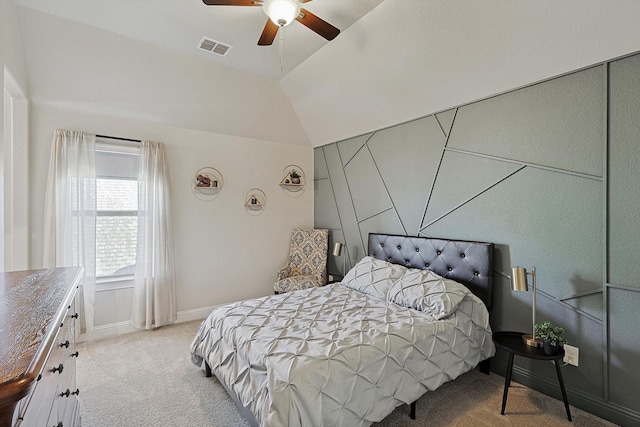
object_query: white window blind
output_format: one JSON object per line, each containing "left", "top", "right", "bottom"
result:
{"left": 95, "top": 140, "right": 140, "bottom": 278}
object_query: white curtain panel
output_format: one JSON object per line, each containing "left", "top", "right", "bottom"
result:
{"left": 43, "top": 129, "right": 97, "bottom": 337}
{"left": 131, "top": 140, "right": 176, "bottom": 330}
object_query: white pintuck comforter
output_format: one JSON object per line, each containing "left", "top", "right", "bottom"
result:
{"left": 190, "top": 283, "right": 494, "bottom": 427}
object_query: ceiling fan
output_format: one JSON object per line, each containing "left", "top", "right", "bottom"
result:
{"left": 202, "top": 0, "right": 340, "bottom": 46}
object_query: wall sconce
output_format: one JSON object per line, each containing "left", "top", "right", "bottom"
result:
{"left": 511, "top": 266, "right": 543, "bottom": 347}
{"left": 332, "top": 242, "right": 346, "bottom": 277}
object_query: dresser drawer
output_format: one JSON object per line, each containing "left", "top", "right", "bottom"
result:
{"left": 57, "top": 301, "right": 78, "bottom": 397}
{"left": 54, "top": 358, "right": 78, "bottom": 427}
{"left": 48, "top": 304, "right": 79, "bottom": 427}
{"left": 18, "top": 331, "right": 66, "bottom": 426}
{"left": 48, "top": 385, "right": 78, "bottom": 427}
{"left": 17, "top": 298, "right": 79, "bottom": 427}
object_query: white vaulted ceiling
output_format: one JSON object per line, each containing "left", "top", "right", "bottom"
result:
{"left": 12, "top": 0, "right": 640, "bottom": 147}
{"left": 14, "top": 0, "right": 384, "bottom": 80}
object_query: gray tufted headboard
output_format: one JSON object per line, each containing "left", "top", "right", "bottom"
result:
{"left": 368, "top": 233, "right": 495, "bottom": 310}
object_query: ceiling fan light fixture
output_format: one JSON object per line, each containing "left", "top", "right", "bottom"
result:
{"left": 263, "top": 0, "right": 300, "bottom": 27}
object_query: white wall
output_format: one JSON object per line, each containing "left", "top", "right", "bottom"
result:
{"left": 3, "top": 80, "right": 29, "bottom": 272}
{"left": 1, "top": 1, "right": 29, "bottom": 93}
{"left": 282, "top": 0, "right": 640, "bottom": 146}
{"left": 1, "top": 0, "right": 30, "bottom": 272}
{"left": 29, "top": 104, "right": 313, "bottom": 334}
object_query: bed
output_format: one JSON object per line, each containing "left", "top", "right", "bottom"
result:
{"left": 190, "top": 233, "right": 495, "bottom": 426}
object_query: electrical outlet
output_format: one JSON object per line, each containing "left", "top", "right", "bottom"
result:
{"left": 564, "top": 344, "right": 579, "bottom": 366}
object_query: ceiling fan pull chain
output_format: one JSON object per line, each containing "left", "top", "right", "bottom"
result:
{"left": 279, "top": 27, "right": 284, "bottom": 72}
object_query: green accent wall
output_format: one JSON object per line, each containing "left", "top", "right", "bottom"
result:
{"left": 314, "top": 53, "right": 640, "bottom": 425}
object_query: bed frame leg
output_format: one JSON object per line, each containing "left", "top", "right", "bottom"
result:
{"left": 479, "top": 358, "right": 491, "bottom": 375}
{"left": 205, "top": 361, "right": 212, "bottom": 378}
{"left": 410, "top": 401, "right": 416, "bottom": 420}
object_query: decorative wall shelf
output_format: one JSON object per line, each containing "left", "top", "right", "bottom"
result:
{"left": 244, "top": 188, "right": 266, "bottom": 215}
{"left": 193, "top": 167, "right": 223, "bottom": 200}
{"left": 279, "top": 164, "right": 306, "bottom": 196}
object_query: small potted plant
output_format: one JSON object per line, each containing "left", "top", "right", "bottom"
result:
{"left": 534, "top": 321, "right": 567, "bottom": 355}
{"left": 289, "top": 169, "right": 301, "bottom": 184}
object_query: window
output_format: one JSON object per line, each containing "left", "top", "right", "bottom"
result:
{"left": 95, "top": 141, "right": 140, "bottom": 280}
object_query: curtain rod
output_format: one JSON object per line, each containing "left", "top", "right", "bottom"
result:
{"left": 96, "top": 134, "right": 141, "bottom": 143}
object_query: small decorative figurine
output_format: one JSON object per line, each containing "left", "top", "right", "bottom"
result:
{"left": 196, "top": 174, "right": 211, "bottom": 187}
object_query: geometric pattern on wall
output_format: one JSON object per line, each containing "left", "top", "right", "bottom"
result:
{"left": 313, "top": 177, "right": 341, "bottom": 230}
{"left": 423, "top": 166, "right": 603, "bottom": 304}
{"left": 314, "top": 146, "right": 330, "bottom": 180}
{"left": 435, "top": 108, "right": 456, "bottom": 137}
{"left": 422, "top": 150, "right": 522, "bottom": 227}
{"left": 314, "top": 148, "right": 342, "bottom": 277}
{"left": 448, "top": 65, "right": 604, "bottom": 178}
{"left": 315, "top": 54, "right": 640, "bottom": 424}
{"left": 319, "top": 143, "right": 371, "bottom": 275}
{"left": 319, "top": 89, "right": 605, "bottom": 315}
{"left": 368, "top": 116, "right": 444, "bottom": 235}
{"left": 337, "top": 133, "right": 371, "bottom": 166}
{"left": 344, "top": 145, "right": 393, "bottom": 222}
{"left": 357, "top": 208, "right": 404, "bottom": 248}
{"left": 561, "top": 292, "right": 604, "bottom": 326}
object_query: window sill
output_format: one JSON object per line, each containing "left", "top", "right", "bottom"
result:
{"left": 96, "top": 275, "right": 134, "bottom": 292}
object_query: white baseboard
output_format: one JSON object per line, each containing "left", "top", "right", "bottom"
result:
{"left": 88, "top": 321, "right": 139, "bottom": 342}
{"left": 85, "top": 304, "right": 221, "bottom": 342}
{"left": 176, "top": 305, "right": 220, "bottom": 323}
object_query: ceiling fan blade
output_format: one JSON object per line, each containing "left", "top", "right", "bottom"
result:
{"left": 258, "top": 19, "right": 279, "bottom": 45}
{"left": 202, "top": 0, "right": 259, "bottom": 5}
{"left": 296, "top": 8, "right": 340, "bottom": 41}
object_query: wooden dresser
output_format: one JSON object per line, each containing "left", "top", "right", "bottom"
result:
{"left": 0, "top": 267, "right": 83, "bottom": 427}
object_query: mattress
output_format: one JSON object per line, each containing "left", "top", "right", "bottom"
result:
{"left": 190, "top": 283, "right": 494, "bottom": 427}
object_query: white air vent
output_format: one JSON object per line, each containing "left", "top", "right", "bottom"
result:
{"left": 197, "top": 36, "right": 232, "bottom": 57}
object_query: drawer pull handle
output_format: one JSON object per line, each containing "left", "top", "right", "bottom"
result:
{"left": 54, "top": 422, "right": 63, "bottom": 427}
{"left": 71, "top": 313, "right": 79, "bottom": 319}
{"left": 52, "top": 364, "right": 64, "bottom": 374}
{"left": 71, "top": 389, "right": 80, "bottom": 396}
{"left": 60, "top": 389, "right": 71, "bottom": 398}
{"left": 60, "top": 340, "right": 70, "bottom": 348}
{"left": 71, "top": 351, "right": 79, "bottom": 357}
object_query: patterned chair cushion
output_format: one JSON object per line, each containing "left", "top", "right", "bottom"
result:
{"left": 273, "top": 276, "right": 317, "bottom": 293}
{"left": 274, "top": 229, "right": 329, "bottom": 293}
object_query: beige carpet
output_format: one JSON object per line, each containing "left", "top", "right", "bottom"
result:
{"left": 77, "top": 320, "right": 617, "bottom": 427}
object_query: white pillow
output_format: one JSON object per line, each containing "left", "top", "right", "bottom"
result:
{"left": 341, "top": 256, "right": 406, "bottom": 299}
{"left": 386, "top": 268, "right": 470, "bottom": 319}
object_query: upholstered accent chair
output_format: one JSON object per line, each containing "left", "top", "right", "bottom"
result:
{"left": 274, "top": 229, "right": 329, "bottom": 294}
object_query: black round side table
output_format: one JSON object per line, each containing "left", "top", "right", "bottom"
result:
{"left": 492, "top": 331, "right": 572, "bottom": 421}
